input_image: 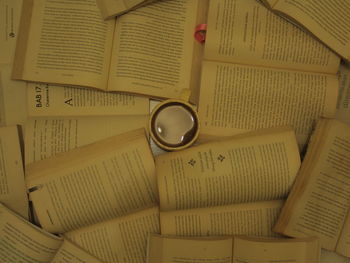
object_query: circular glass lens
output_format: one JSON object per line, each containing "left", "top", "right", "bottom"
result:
{"left": 153, "top": 104, "right": 197, "bottom": 147}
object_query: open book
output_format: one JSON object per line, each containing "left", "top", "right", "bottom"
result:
{"left": 160, "top": 200, "right": 283, "bottom": 237}
{"left": 156, "top": 127, "right": 300, "bottom": 211}
{"left": 26, "top": 83, "right": 149, "bottom": 117}
{"left": 25, "top": 128, "right": 158, "bottom": 233}
{"left": 261, "top": 0, "right": 350, "bottom": 62}
{"left": 25, "top": 115, "right": 148, "bottom": 164}
{"left": 197, "top": 0, "right": 339, "bottom": 148}
{"left": 12, "top": 0, "right": 203, "bottom": 100}
{"left": 147, "top": 234, "right": 320, "bottom": 263}
{"left": 274, "top": 119, "right": 350, "bottom": 258}
{"left": 0, "top": 203, "right": 102, "bottom": 263}
{"left": 96, "top": 0, "right": 157, "bottom": 19}
{"left": 0, "top": 126, "right": 28, "bottom": 219}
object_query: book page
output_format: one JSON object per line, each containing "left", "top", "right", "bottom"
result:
{"left": 65, "top": 206, "right": 160, "bottom": 263}
{"left": 27, "top": 83, "right": 149, "bottom": 117}
{"left": 0, "top": 71, "right": 5, "bottom": 125}
{"left": 0, "top": 68, "right": 27, "bottom": 126}
{"left": 51, "top": 239, "right": 103, "bottom": 263}
{"left": 198, "top": 61, "right": 338, "bottom": 149}
{"left": 274, "top": 119, "right": 350, "bottom": 251}
{"left": 337, "top": 63, "right": 350, "bottom": 125}
{"left": 96, "top": 0, "right": 128, "bottom": 19}
{"left": 108, "top": 0, "right": 200, "bottom": 99}
{"left": 336, "top": 210, "right": 350, "bottom": 258}
{"left": 205, "top": 0, "right": 339, "bottom": 74}
{"left": 26, "top": 129, "right": 158, "bottom": 233}
{"left": 160, "top": 200, "right": 283, "bottom": 237}
{"left": 157, "top": 127, "right": 300, "bottom": 211}
{"left": 272, "top": 0, "right": 350, "bottom": 61}
{"left": 12, "top": 0, "right": 115, "bottom": 90}
{"left": 0, "top": 0, "right": 22, "bottom": 66}
{"left": 188, "top": 0, "right": 209, "bottom": 104}
{"left": 96, "top": 0, "right": 155, "bottom": 19}
{"left": 0, "top": 126, "right": 28, "bottom": 219}
{"left": 321, "top": 249, "right": 350, "bottom": 263}
{"left": 0, "top": 203, "right": 63, "bottom": 262}
{"left": 147, "top": 235, "right": 233, "bottom": 263}
{"left": 233, "top": 236, "right": 320, "bottom": 263}
{"left": 0, "top": 0, "right": 27, "bottom": 126}
{"left": 262, "top": 0, "right": 279, "bottom": 6}
{"left": 25, "top": 115, "right": 149, "bottom": 164}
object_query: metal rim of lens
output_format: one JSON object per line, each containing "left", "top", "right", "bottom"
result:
{"left": 149, "top": 99, "right": 200, "bottom": 151}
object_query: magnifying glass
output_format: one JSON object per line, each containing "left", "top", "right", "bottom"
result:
{"left": 149, "top": 99, "right": 200, "bottom": 151}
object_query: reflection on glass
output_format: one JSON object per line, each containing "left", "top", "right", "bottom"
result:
{"left": 152, "top": 104, "right": 198, "bottom": 147}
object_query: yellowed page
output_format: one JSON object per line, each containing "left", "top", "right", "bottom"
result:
{"left": 233, "top": 236, "right": 320, "bottom": 263}
{"left": 205, "top": 0, "right": 339, "bottom": 74}
{"left": 0, "top": 203, "right": 63, "bottom": 262}
{"left": 0, "top": 0, "right": 27, "bottom": 126}
{"left": 272, "top": 0, "right": 350, "bottom": 61}
{"left": 274, "top": 119, "right": 350, "bottom": 251}
{"left": 65, "top": 206, "right": 160, "bottom": 263}
{"left": 122, "top": 0, "right": 155, "bottom": 9}
{"left": 160, "top": 200, "right": 283, "bottom": 237}
{"left": 96, "top": 0, "right": 155, "bottom": 19}
{"left": 51, "top": 239, "right": 103, "bottom": 263}
{"left": 188, "top": 0, "right": 209, "bottom": 104}
{"left": 0, "top": 0, "right": 22, "bottom": 66}
{"left": 147, "top": 235, "right": 233, "bottom": 263}
{"left": 25, "top": 115, "right": 149, "bottom": 164}
{"left": 27, "top": 83, "right": 149, "bottom": 117}
{"left": 12, "top": 0, "right": 115, "bottom": 90}
{"left": 336, "top": 211, "right": 350, "bottom": 258}
{"left": 96, "top": 0, "right": 127, "bottom": 19}
{"left": 321, "top": 249, "right": 350, "bottom": 263}
{"left": 198, "top": 61, "right": 338, "bottom": 149}
{"left": 26, "top": 129, "right": 158, "bottom": 233}
{"left": 0, "top": 68, "right": 27, "bottom": 126}
{"left": 0, "top": 72, "right": 4, "bottom": 125}
{"left": 263, "top": 0, "right": 279, "bottom": 6}
{"left": 108, "top": 0, "right": 199, "bottom": 99}
{"left": 0, "top": 126, "right": 28, "bottom": 219}
{"left": 157, "top": 127, "right": 300, "bottom": 211}
{"left": 337, "top": 63, "right": 350, "bottom": 125}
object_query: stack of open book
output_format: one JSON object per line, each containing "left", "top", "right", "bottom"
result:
{"left": 1, "top": 118, "right": 350, "bottom": 262}
{"left": 1, "top": 0, "right": 350, "bottom": 262}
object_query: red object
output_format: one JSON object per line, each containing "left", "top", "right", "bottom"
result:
{"left": 194, "top": 24, "right": 207, "bottom": 43}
